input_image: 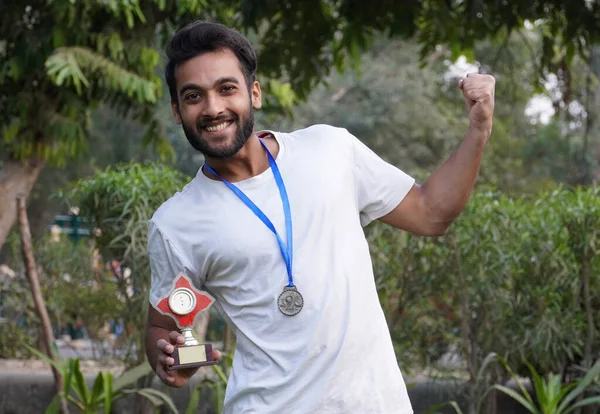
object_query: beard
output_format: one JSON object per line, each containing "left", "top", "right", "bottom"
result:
{"left": 181, "top": 106, "right": 255, "bottom": 159}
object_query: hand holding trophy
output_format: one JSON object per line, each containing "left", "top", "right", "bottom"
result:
{"left": 155, "top": 274, "right": 218, "bottom": 370}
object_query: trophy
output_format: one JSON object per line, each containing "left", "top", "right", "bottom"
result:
{"left": 155, "top": 273, "right": 218, "bottom": 370}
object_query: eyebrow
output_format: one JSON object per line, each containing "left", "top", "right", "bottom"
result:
{"left": 179, "top": 77, "right": 240, "bottom": 97}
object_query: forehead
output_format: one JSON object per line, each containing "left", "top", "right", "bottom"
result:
{"left": 174, "top": 49, "right": 246, "bottom": 91}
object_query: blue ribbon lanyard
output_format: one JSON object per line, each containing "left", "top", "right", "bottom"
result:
{"left": 204, "top": 139, "right": 295, "bottom": 288}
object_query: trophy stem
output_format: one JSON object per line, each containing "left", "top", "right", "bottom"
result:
{"left": 181, "top": 327, "right": 199, "bottom": 346}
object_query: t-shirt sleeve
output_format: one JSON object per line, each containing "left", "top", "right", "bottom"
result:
{"left": 147, "top": 220, "right": 199, "bottom": 309}
{"left": 350, "top": 131, "right": 416, "bottom": 227}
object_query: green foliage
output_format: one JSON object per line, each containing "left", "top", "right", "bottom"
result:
{"left": 45, "top": 46, "right": 160, "bottom": 102}
{"left": 25, "top": 344, "right": 177, "bottom": 414}
{"left": 186, "top": 353, "right": 233, "bottom": 414}
{"left": 60, "top": 162, "right": 190, "bottom": 258}
{"left": 369, "top": 185, "right": 600, "bottom": 402}
{"left": 263, "top": 33, "right": 568, "bottom": 194}
{"left": 266, "top": 38, "right": 467, "bottom": 176}
{"left": 3, "top": 0, "right": 599, "bottom": 167}
{"left": 56, "top": 162, "right": 192, "bottom": 364}
{"left": 1, "top": 1, "right": 171, "bottom": 166}
{"left": 425, "top": 400, "right": 465, "bottom": 414}
{"left": 36, "top": 235, "right": 125, "bottom": 341}
{"left": 0, "top": 320, "right": 35, "bottom": 359}
{"left": 486, "top": 354, "right": 600, "bottom": 414}
{"left": 416, "top": 1, "right": 600, "bottom": 76}
{"left": 0, "top": 232, "right": 124, "bottom": 358}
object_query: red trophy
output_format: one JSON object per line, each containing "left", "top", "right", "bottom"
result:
{"left": 155, "top": 274, "right": 218, "bottom": 370}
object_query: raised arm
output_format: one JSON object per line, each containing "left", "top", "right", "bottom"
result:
{"left": 379, "top": 73, "right": 495, "bottom": 236}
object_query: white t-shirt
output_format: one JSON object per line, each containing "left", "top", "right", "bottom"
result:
{"left": 148, "top": 124, "right": 416, "bottom": 414}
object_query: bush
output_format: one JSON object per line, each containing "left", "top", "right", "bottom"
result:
{"left": 56, "top": 162, "right": 193, "bottom": 365}
{"left": 369, "top": 185, "right": 600, "bottom": 410}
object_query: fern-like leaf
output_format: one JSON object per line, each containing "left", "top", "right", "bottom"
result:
{"left": 45, "top": 46, "right": 159, "bottom": 104}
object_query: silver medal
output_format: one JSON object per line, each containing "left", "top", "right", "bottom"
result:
{"left": 278, "top": 286, "right": 304, "bottom": 316}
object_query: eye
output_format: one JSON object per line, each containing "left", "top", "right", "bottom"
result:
{"left": 221, "top": 85, "right": 236, "bottom": 93}
{"left": 184, "top": 93, "right": 201, "bottom": 101}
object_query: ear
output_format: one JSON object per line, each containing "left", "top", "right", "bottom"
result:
{"left": 171, "top": 100, "right": 182, "bottom": 125}
{"left": 251, "top": 81, "right": 262, "bottom": 110}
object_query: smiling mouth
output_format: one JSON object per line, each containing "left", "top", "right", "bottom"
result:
{"left": 202, "top": 120, "right": 234, "bottom": 133}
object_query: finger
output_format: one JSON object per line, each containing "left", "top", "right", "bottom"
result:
{"left": 156, "top": 361, "right": 176, "bottom": 385}
{"left": 169, "top": 331, "right": 185, "bottom": 345}
{"left": 463, "top": 87, "right": 493, "bottom": 103}
{"left": 458, "top": 72, "right": 477, "bottom": 89}
{"left": 461, "top": 87, "right": 474, "bottom": 109}
{"left": 157, "top": 338, "right": 174, "bottom": 354}
{"left": 158, "top": 353, "right": 175, "bottom": 367}
{"left": 212, "top": 349, "right": 222, "bottom": 360}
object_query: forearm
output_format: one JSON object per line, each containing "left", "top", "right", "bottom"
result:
{"left": 421, "top": 125, "right": 490, "bottom": 224}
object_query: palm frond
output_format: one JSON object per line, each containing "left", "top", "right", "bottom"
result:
{"left": 45, "top": 46, "right": 159, "bottom": 103}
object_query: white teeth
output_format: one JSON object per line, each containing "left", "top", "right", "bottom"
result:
{"left": 206, "top": 122, "right": 229, "bottom": 132}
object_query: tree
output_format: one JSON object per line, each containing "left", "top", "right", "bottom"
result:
{"left": 1, "top": 0, "right": 168, "bottom": 248}
{"left": 4, "top": 0, "right": 600, "bottom": 249}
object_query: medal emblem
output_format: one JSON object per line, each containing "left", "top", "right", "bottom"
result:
{"left": 278, "top": 286, "right": 304, "bottom": 316}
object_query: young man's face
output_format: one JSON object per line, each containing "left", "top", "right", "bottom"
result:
{"left": 172, "top": 48, "right": 262, "bottom": 159}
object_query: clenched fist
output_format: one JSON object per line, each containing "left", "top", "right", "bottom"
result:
{"left": 458, "top": 73, "right": 495, "bottom": 136}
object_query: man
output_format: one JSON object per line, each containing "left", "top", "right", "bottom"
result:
{"left": 145, "top": 20, "right": 495, "bottom": 414}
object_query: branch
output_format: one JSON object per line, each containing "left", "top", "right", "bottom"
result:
{"left": 17, "top": 195, "right": 69, "bottom": 413}
{"left": 45, "top": 46, "right": 159, "bottom": 103}
{"left": 516, "top": 29, "right": 546, "bottom": 84}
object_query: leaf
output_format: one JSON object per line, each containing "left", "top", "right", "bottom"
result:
{"left": 525, "top": 361, "right": 547, "bottom": 407}
{"left": 212, "top": 363, "right": 229, "bottom": 385}
{"left": 424, "top": 400, "right": 465, "bottom": 414}
{"left": 492, "top": 385, "right": 539, "bottom": 413}
{"left": 213, "top": 379, "right": 226, "bottom": 414}
{"left": 563, "top": 396, "right": 600, "bottom": 414}
{"left": 186, "top": 383, "right": 202, "bottom": 414}
{"left": 476, "top": 352, "right": 499, "bottom": 382}
{"left": 558, "top": 359, "right": 600, "bottom": 412}
{"left": 66, "top": 395, "right": 86, "bottom": 412}
{"left": 553, "top": 382, "right": 577, "bottom": 409}
{"left": 23, "top": 344, "right": 64, "bottom": 374}
{"left": 123, "top": 388, "right": 178, "bottom": 413}
{"left": 44, "top": 395, "right": 61, "bottom": 414}
{"left": 72, "top": 359, "right": 91, "bottom": 406}
{"left": 90, "top": 372, "right": 106, "bottom": 407}
{"left": 7, "top": 58, "right": 23, "bottom": 80}
{"left": 45, "top": 47, "right": 158, "bottom": 103}
{"left": 52, "top": 27, "right": 67, "bottom": 48}
{"left": 112, "top": 362, "right": 153, "bottom": 392}
{"left": 99, "top": 372, "right": 114, "bottom": 414}
{"left": 495, "top": 355, "right": 536, "bottom": 407}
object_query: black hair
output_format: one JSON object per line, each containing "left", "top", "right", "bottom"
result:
{"left": 165, "top": 20, "right": 257, "bottom": 103}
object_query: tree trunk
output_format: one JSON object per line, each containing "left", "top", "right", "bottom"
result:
{"left": 0, "top": 158, "right": 45, "bottom": 249}
{"left": 17, "top": 196, "right": 68, "bottom": 414}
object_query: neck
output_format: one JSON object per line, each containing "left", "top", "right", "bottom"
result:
{"left": 203, "top": 133, "right": 278, "bottom": 182}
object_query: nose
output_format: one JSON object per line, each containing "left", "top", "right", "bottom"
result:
{"left": 203, "top": 93, "right": 225, "bottom": 119}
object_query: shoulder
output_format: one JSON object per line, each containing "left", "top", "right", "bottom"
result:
{"left": 284, "top": 124, "right": 352, "bottom": 142}
{"left": 149, "top": 176, "right": 199, "bottom": 236}
{"left": 276, "top": 124, "right": 356, "bottom": 156}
